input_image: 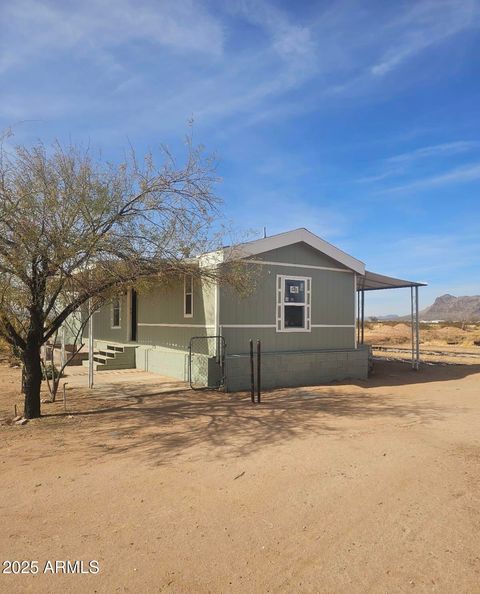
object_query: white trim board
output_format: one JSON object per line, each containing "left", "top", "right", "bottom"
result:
{"left": 311, "top": 324, "right": 355, "bottom": 328}
{"left": 222, "top": 324, "right": 276, "bottom": 328}
{"left": 248, "top": 259, "right": 353, "bottom": 273}
{"left": 221, "top": 324, "right": 354, "bottom": 329}
{"left": 138, "top": 323, "right": 215, "bottom": 328}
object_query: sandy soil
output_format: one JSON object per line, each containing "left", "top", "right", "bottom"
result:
{"left": 364, "top": 321, "right": 480, "bottom": 349}
{"left": 1, "top": 360, "right": 480, "bottom": 593}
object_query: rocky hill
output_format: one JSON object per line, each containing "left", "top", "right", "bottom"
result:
{"left": 418, "top": 294, "right": 480, "bottom": 321}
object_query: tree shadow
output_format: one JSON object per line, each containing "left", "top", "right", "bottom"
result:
{"left": 361, "top": 358, "right": 480, "bottom": 387}
{"left": 44, "top": 381, "right": 444, "bottom": 467}
{"left": 35, "top": 359, "right": 479, "bottom": 467}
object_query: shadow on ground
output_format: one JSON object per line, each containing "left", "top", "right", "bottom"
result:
{"left": 357, "top": 359, "right": 480, "bottom": 387}
{"left": 40, "top": 363, "right": 451, "bottom": 465}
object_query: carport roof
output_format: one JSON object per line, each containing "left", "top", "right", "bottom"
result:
{"left": 357, "top": 270, "right": 427, "bottom": 291}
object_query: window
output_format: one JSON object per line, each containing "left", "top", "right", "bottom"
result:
{"left": 276, "top": 275, "right": 311, "bottom": 332}
{"left": 184, "top": 274, "right": 193, "bottom": 317}
{"left": 112, "top": 297, "right": 121, "bottom": 328}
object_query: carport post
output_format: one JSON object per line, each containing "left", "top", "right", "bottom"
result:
{"left": 256, "top": 340, "right": 261, "bottom": 404}
{"left": 88, "top": 299, "right": 94, "bottom": 389}
{"left": 249, "top": 339, "right": 255, "bottom": 403}
{"left": 410, "top": 287, "right": 414, "bottom": 369}
{"left": 415, "top": 285, "right": 420, "bottom": 370}
{"left": 361, "top": 290, "right": 365, "bottom": 345}
{"left": 357, "top": 290, "right": 361, "bottom": 345}
{"left": 410, "top": 286, "right": 420, "bottom": 371}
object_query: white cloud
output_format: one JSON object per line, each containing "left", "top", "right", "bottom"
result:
{"left": 384, "top": 161, "right": 480, "bottom": 193}
{"left": 228, "top": 0, "right": 315, "bottom": 61}
{"left": 1, "top": 0, "right": 479, "bottom": 140}
{"left": 357, "top": 141, "right": 480, "bottom": 185}
{"left": 0, "top": 0, "right": 225, "bottom": 74}
{"left": 386, "top": 141, "right": 480, "bottom": 164}
{"left": 370, "top": 0, "right": 479, "bottom": 76}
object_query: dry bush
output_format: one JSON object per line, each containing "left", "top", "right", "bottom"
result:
{"left": 364, "top": 322, "right": 412, "bottom": 345}
{"left": 364, "top": 321, "right": 480, "bottom": 348}
{"left": 0, "top": 338, "right": 21, "bottom": 366}
{"left": 427, "top": 326, "right": 468, "bottom": 345}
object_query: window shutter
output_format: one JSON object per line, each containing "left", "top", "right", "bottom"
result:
{"left": 306, "top": 278, "right": 311, "bottom": 331}
{"left": 276, "top": 275, "right": 283, "bottom": 331}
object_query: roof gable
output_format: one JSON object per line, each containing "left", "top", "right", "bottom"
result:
{"left": 225, "top": 228, "right": 365, "bottom": 275}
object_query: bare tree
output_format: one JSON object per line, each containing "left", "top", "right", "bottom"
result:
{"left": 0, "top": 133, "right": 226, "bottom": 418}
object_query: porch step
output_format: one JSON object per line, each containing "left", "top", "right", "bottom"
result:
{"left": 82, "top": 343, "right": 136, "bottom": 371}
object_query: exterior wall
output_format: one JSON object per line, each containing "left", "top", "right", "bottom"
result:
{"left": 88, "top": 240, "right": 365, "bottom": 388}
{"left": 91, "top": 276, "right": 215, "bottom": 349}
{"left": 220, "top": 243, "right": 356, "bottom": 355}
{"left": 90, "top": 275, "right": 216, "bottom": 380}
{"left": 136, "top": 277, "right": 215, "bottom": 351}
{"left": 90, "top": 293, "right": 129, "bottom": 343}
{"left": 135, "top": 345, "right": 190, "bottom": 379}
{"left": 225, "top": 346, "right": 369, "bottom": 392}
{"left": 135, "top": 347, "right": 215, "bottom": 386}
{"left": 61, "top": 310, "right": 83, "bottom": 345}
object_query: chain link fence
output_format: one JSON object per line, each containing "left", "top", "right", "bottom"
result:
{"left": 188, "top": 336, "right": 226, "bottom": 390}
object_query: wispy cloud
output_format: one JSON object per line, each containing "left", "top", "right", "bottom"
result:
{"left": 384, "top": 161, "right": 480, "bottom": 193}
{"left": 359, "top": 229, "right": 480, "bottom": 315}
{"left": 370, "top": 0, "right": 480, "bottom": 76}
{"left": 386, "top": 141, "right": 480, "bottom": 164}
{"left": 2, "top": 0, "right": 479, "bottom": 136}
{"left": 229, "top": 0, "right": 315, "bottom": 62}
{"left": 357, "top": 140, "right": 480, "bottom": 184}
{"left": 0, "top": 0, "right": 225, "bottom": 75}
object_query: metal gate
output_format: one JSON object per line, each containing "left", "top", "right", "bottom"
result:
{"left": 188, "top": 335, "right": 226, "bottom": 390}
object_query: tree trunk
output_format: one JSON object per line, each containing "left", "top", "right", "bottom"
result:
{"left": 23, "top": 339, "right": 42, "bottom": 419}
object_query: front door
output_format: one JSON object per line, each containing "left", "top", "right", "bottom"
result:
{"left": 131, "top": 289, "right": 138, "bottom": 342}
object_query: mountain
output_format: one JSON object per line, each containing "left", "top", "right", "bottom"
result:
{"left": 418, "top": 294, "right": 480, "bottom": 321}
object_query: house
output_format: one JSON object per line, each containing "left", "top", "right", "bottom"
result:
{"left": 85, "top": 228, "right": 425, "bottom": 390}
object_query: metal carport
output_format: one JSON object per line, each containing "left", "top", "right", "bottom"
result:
{"left": 356, "top": 271, "right": 427, "bottom": 370}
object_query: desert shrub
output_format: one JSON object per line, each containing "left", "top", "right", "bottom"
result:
{"left": 41, "top": 363, "right": 62, "bottom": 381}
{"left": 363, "top": 322, "right": 412, "bottom": 345}
{"left": 0, "top": 338, "right": 22, "bottom": 366}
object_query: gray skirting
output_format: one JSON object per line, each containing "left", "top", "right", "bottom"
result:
{"left": 224, "top": 346, "right": 369, "bottom": 392}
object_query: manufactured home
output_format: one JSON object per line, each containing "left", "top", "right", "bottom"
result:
{"left": 85, "top": 229, "right": 425, "bottom": 390}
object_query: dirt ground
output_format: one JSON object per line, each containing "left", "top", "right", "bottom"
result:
{"left": 1, "top": 360, "right": 480, "bottom": 593}
{"left": 364, "top": 321, "right": 480, "bottom": 349}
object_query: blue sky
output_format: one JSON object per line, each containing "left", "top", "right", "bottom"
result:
{"left": 1, "top": 0, "right": 479, "bottom": 315}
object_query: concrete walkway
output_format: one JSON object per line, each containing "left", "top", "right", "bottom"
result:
{"left": 61, "top": 364, "right": 188, "bottom": 394}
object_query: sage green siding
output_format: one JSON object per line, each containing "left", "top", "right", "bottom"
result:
{"left": 136, "top": 277, "right": 215, "bottom": 352}
{"left": 91, "top": 293, "right": 129, "bottom": 343}
{"left": 250, "top": 242, "right": 350, "bottom": 270}
{"left": 220, "top": 257, "right": 355, "bottom": 354}
{"left": 91, "top": 276, "right": 215, "bottom": 352}
{"left": 88, "top": 240, "right": 364, "bottom": 386}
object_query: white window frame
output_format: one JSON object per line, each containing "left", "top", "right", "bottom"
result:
{"left": 184, "top": 274, "right": 194, "bottom": 318}
{"left": 111, "top": 296, "right": 121, "bottom": 329}
{"left": 276, "top": 275, "right": 311, "bottom": 333}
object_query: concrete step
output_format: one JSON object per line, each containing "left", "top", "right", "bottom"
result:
{"left": 106, "top": 344, "right": 125, "bottom": 353}
{"left": 97, "top": 350, "right": 117, "bottom": 358}
{"left": 82, "top": 360, "right": 106, "bottom": 371}
{"left": 93, "top": 353, "right": 115, "bottom": 363}
{"left": 89, "top": 343, "right": 137, "bottom": 370}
